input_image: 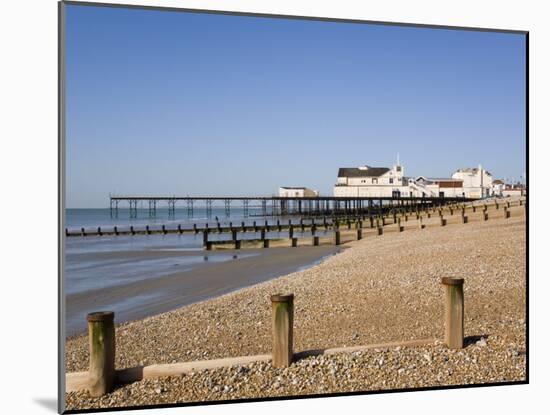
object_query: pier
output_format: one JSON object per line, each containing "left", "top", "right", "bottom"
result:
{"left": 108, "top": 195, "right": 471, "bottom": 218}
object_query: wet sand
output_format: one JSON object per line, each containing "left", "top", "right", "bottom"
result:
{"left": 66, "top": 246, "right": 341, "bottom": 337}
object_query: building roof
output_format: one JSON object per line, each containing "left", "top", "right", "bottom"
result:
{"left": 455, "top": 167, "right": 492, "bottom": 176}
{"left": 493, "top": 179, "right": 504, "bottom": 185}
{"left": 338, "top": 166, "right": 390, "bottom": 178}
{"left": 279, "top": 186, "right": 308, "bottom": 190}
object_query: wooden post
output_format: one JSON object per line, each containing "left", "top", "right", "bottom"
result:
{"left": 419, "top": 217, "right": 425, "bottom": 229}
{"left": 114, "top": 226, "right": 118, "bottom": 236}
{"left": 241, "top": 222, "right": 246, "bottom": 232}
{"left": 311, "top": 224, "right": 316, "bottom": 236}
{"left": 357, "top": 228, "right": 362, "bottom": 240}
{"left": 334, "top": 230, "right": 341, "bottom": 245}
{"left": 253, "top": 221, "right": 257, "bottom": 232}
{"left": 130, "top": 226, "right": 135, "bottom": 235}
{"left": 440, "top": 217, "right": 447, "bottom": 226}
{"left": 177, "top": 224, "right": 182, "bottom": 234}
{"left": 97, "top": 227, "right": 102, "bottom": 236}
{"left": 193, "top": 224, "right": 198, "bottom": 234}
{"left": 289, "top": 225, "right": 294, "bottom": 239}
{"left": 271, "top": 294, "right": 294, "bottom": 368}
{"left": 399, "top": 225, "right": 404, "bottom": 232}
{"left": 162, "top": 225, "right": 166, "bottom": 234}
{"left": 377, "top": 226, "right": 383, "bottom": 236}
{"left": 263, "top": 239, "right": 270, "bottom": 248}
{"left": 473, "top": 205, "right": 477, "bottom": 213}
{"left": 202, "top": 230, "right": 208, "bottom": 247}
{"left": 291, "top": 237, "right": 298, "bottom": 247}
{"left": 504, "top": 208, "right": 511, "bottom": 219}
{"left": 80, "top": 227, "right": 86, "bottom": 237}
{"left": 277, "top": 220, "right": 282, "bottom": 232}
{"left": 441, "top": 278, "right": 464, "bottom": 349}
{"left": 145, "top": 225, "right": 150, "bottom": 235}
{"left": 483, "top": 212, "right": 489, "bottom": 221}
{"left": 205, "top": 241, "right": 212, "bottom": 251}
{"left": 234, "top": 240, "right": 241, "bottom": 249}
{"left": 232, "top": 229, "right": 238, "bottom": 241}
{"left": 462, "top": 215, "right": 468, "bottom": 224}
{"left": 260, "top": 229, "right": 266, "bottom": 240}
{"left": 87, "top": 311, "right": 115, "bottom": 397}
{"left": 312, "top": 236, "right": 319, "bottom": 246}
{"left": 369, "top": 216, "right": 374, "bottom": 228}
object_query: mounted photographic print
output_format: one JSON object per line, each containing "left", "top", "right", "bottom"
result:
{"left": 59, "top": 1, "right": 528, "bottom": 413}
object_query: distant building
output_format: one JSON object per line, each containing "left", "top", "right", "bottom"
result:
{"left": 492, "top": 179, "right": 505, "bottom": 196}
{"left": 278, "top": 186, "right": 319, "bottom": 197}
{"left": 451, "top": 166, "right": 493, "bottom": 198}
{"left": 333, "top": 163, "right": 409, "bottom": 197}
{"left": 333, "top": 161, "right": 495, "bottom": 199}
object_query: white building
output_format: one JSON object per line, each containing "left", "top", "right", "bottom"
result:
{"left": 333, "top": 162, "right": 494, "bottom": 199}
{"left": 278, "top": 186, "right": 319, "bottom": 197}
{"left": 451, "top": 166, "right": 493, "bottom": 199}
{"left": 333, "top": 163, "right": 411, "bottom": 197}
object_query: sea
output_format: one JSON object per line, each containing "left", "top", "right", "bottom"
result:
{"left": 64, "top": 208, "right": 335, "bottom": 336}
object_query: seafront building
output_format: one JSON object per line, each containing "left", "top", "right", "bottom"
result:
{"left": 333, "top": 161, "right": 498, "bottom": 199}
{"left": 278, "top": 186, "right": 319, "bottom": 197}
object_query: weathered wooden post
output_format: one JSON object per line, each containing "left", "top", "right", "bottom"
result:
{"left": 205, "top": 241, "right": 213, "bottom": 251}
{"left": 232, "top": 229, "right": 238, "bottom": 241}
{"left": 399, "top": 224, "right": 404, "bottom": 232}
{"left": 419, "top": 217, "right": 425, "bottom": 229}
{"left": 357, "top": 228, "right": 363, "bottom": 240}
{"left": 145, "top": 225, "right": 150, "bottom": 235}
{"left": 97, "top": 227, "right": 102, "bottom": 236}
{"left": 519, "top": 199, "right": 523, "bottom": 206}
{"left": 271, "top": 294, "right": 294, "bottom": 368}
{"left": 234, "top": 240, "right": 241, "bottom": 249}
{"left": 130, "top": 225, "right": 135, "bottom": 235}
{"left": 193, "top": 223, "right": 198, "bottom": 234}
{"left": 441, "top": 278, "right": 464, "bottom": 349}
{"left": 289, "top": 225, "right": 294, "bottom": 239}
{"left": 334, "top": 230, "right": 341, "bottom": 245}
{"left": 217, "top": 222, "right": 222, "bottom": 233}
{"left": 369, "top": 216, "right": 374, "bottom": 228}
{"left": 507, "top": 201, "right": 511, "bottom": 209}
{"left": 347, "top": 220, "right": 351, "bottom": 230}
{"left": 427, "top": 212, "right": 432, "bottom": 218}
{"left": 162, "top": 225, "right": 167, "bottom": 234}
{"left": 440, "top": 216, "right": 447, "bottom": 226}
{"left": 260, "top": 228, "right": 266, "bottom": 241}
{"left": 177, "top": 224, "right": 182, "bottom": 234}
{"left": 377, "top": 226, "right": 383, "bottom": 236}
{"left": 382, "top": 216, "right": 386, "bottom": 226}
{"left": 114, "top": 226, "right": 119, "bottom": 236}
{"left": 277, "top": 220, "right": 282, "bottom": 232}
{"left": 312, "top": 236, "right": 319, "bottom": 246}
{"left": 495, "top": 201, "right": 499, "bottom": 210}
{"left": 253, "top": 221, "right": 258, "bottom": 232}
{"left": 504, "top": 207, "right": 511, "bottom": 219}
{"left": 462, "top": 214, "right": 468, "bottom": 224}
{"left": 472, "top": 205, "right": 477, "bottom": 213}
{"left": 311, "top": 224, "right": 317, "bottom": 236}
{"left": 241, "top": 221, "right": 246, "bottom": 232}
{"left": 202, "top": 230, "right": 208, "bottom": 247}
{"left": 291, "top": 237, "right": 298, "bottom": 247}
{"left": 483, "top": 212, "right": 489, "bottom": 221}
{"left": 263, "top": 239, "right": 270, "bottom": 248}
{"left": 87, "top": 311, "right": 115, "bottom": 397}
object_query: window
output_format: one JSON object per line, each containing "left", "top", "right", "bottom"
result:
{"left": 372, "top": 178, "right": 378, "bottom": 184}
{"left": 389, "top": 178, "right": 394, "bottom": 184}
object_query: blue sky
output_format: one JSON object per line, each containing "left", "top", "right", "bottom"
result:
{"left": 65, "top": 4, "right": 526, "bottom": 208}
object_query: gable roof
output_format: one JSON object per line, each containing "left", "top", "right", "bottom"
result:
{"left": 338, "top": 167, "right": 390, "bottom": 178}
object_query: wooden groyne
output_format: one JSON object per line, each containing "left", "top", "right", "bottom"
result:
{"left": 66, "top": 275, "right": 466, "bottom": 395}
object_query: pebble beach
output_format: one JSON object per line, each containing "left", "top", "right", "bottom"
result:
{"left": 65, "top": 204, "right": 526, "bottom": 410}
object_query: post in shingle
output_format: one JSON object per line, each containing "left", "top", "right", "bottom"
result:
{"left": 369, "top": 216, "right": 374, "bottom": 228}
{"left": 357, "top": 228, "right": 363, "bottom": 240}
{"left": 162, "top": 225, "right": 166, "bottom": 234}
{"left": 419, "top": 216, "right": 425, "bottom": 229}
{"left": 177, "top": 224, "right": 182, "bottom": 234}
{"left": 145, "top": 225, "right": 150, "bottom": 235}
{"left": 202, "top": 230, "right": 208, "bottom": 247}
{"left": 334, "top": 230, "right": 341, "bottom": 245}
{"left": 483, "top": 212, "right": 489, "bottom": 221}
{"left": 234, "top": 240, "right": 241, "bottom": 249}
{"left": 440, "top": 217, "right": 447, "bottom": 226}
{"left": 130, "top": 225, "right": 135, "bottom": 235}
{"left": 263, "top": 239, "right": 270, "bottom": 248}
{"left": 347, "top": 220, "right": 351, "bottom": 230}
{"left": 311, "top": 224, "right": 317, "bottom": 236}
{"left": 291, "top": 237, "right": 298, "bottom": 247}
{"left": 271, "top": 294, "right": 294, "bottom": 368}
{"left": 97, "top": 227, "right": 102, "bottom": 236}
{"left": 377, "top": 226, "right": 383, "bottom": 236}
{"left": 232, "top": 229, "right": 238, "bottom": 241}
{"left": 114, "top": 226, "right": 118, "bottom": 236}
{"left": 289, "top": 225, "right": 294, "bottom": 239}
{"left": 193, "top": 223, "right": 198, "bottom": 234}
{"left": 504, "top": 207, "right": 511, "bottom": 219}
{"left": 462, "top": 214, "right": 468, "bottom": 224}
{"left": 472, "top": 205, "right": 477, "bottom": 213}
{"left": 253, "top": 221, "right": 257, "bottom": 232}
{"left": 313, "top": 235, "right": 319, "bottom": 246}
{"left": 87, "top": 311, "right": 115, "bottom": 397}
{"left": 277, "top": 220, "right": 281, "bottom": 232}
{"left": 241, "top": 221, "right": 246, "bottom": 232}
{"left": 441, "top": 278, "right": 464, "bottom": 349}
{"left": 260, "top": 228, "right": 266, "bottom": 241}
